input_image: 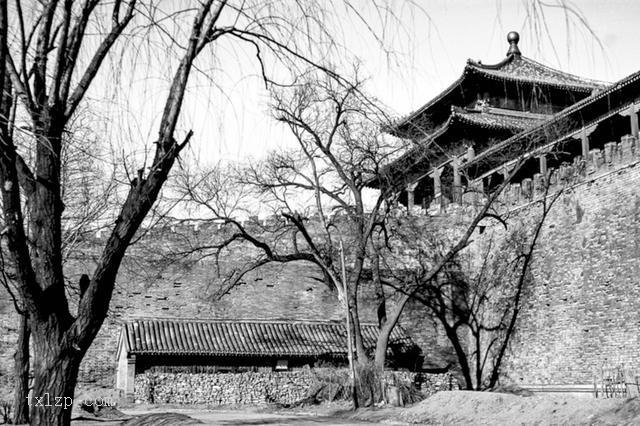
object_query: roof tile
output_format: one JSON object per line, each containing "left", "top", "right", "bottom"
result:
{"left": 121, "top": 318, "right": 414, "bottom": 357}
{"left": 469, "top": 56, "right": 608, "bottom": 91}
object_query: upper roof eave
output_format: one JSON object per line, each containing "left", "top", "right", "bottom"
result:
{"left": 467, "top": 56, "right": 608, "bottom": 91}
{"left": 463, "top": 69, "right": 640, "bottom": 171}
{"left": 391, "top": 54, "right": 608, "bottom": 136}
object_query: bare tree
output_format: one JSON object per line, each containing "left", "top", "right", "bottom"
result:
{"left": 171, "top": 74, "right": 401, "bottom": 404}
{"left": 172, "top": 62, "right": 584, "bottom": 405}
{"left": 0, "top": 1, "right": 196, "bottom": 422}
{"left": 0, "top": 0, "right": 602, "bottom": 421}
{"left": 1, "top": 113, "right": 117, "bottom": 424}
{"left": 397, "top": 181, "right": 563, "bottom": 390}
{"left": 0, "top": 1, "right": 431, "bottom": 423}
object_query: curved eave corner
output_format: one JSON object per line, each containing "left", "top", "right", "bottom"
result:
{"left": 463, "top": 69, "right": 640, "bottom": 173}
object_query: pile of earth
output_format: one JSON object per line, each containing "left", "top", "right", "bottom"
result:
{"left": 351, "top": 390, "right": 640, "bottom": 425}
{"left": 121, "top": 412, "right": 202, "bottom": 425}
{"left": 397, "top": 390, "right": 638, "bottom": 425}
{"left": 72, "top": 403, "right": 131, "bottom": 422}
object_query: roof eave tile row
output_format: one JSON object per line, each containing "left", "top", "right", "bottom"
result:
{"left": 393, "top": 54, "right": 609, "bottom": 133}
{"left": 122, "top": 318, "right": 415, "bottom": 358}
{"left": 464, "top": 69, "right": 640, "bottom": 170}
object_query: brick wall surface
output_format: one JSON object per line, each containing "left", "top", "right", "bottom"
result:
{"left": 502, "top": 157, "right": 640, "bottom": 385}
{"left": 0, "top": 248, "right": 435, "bottom": 388}
{"left": 1, "top": 135, "right": 639, "bottom": 390}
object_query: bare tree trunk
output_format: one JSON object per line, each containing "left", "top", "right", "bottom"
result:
{"left": 12, "top": 312, "right": 30, "bottom": 425}
{"left": 28, "top": 332, "right": 80, "bottom": 426}
{"left": 373, "top": 328, "right": 389, "bottom": 371}
{"left": 349, "top": 304, "right": 367, "bottom": 361}
{"left": 371, "top": 246, "right": 388, "bottom": 371}
{"left": 443, "top": 323, "right": 473, "bottom": 390}
{"left": 373, "top": 293, "right": 412, "bottom": 371}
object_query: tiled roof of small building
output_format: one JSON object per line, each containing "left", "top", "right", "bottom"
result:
{"left": 120, "top": 318, "right": 415, "bottom": 357}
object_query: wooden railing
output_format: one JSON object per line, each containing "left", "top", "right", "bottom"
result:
{"left": 594, "top": 365, "right": 640, "bottom": 398}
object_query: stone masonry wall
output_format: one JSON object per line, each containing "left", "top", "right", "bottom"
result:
{"left": 0, "top": 244, "right": 438, "bottom": 389}
{"left": 500, "top": 135, "right": 640, "bottom": 385}
{"left": 375, "top": 133, "right": 640, "bottom": 386}
{"left": 133, "top": 369, "right": 456, "bottom": 405}
{"left": 2, "top": 133, "right": 640, "bottom": 391}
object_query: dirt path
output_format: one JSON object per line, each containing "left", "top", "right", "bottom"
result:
{"left": 352, "top": 391, "right": 640, "bottom": 425}
{"left": 73, "top": 391, "right": 640, "bottom": 425}
{"left": 72, "top": 407, "right": 402, "bottom": 425}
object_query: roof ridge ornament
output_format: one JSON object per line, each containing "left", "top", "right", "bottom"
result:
{"left": 506, "top": 31, "right": 521, "bottom": 56}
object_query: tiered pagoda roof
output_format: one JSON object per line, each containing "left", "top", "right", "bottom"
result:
{"left": 374, "top": 106, "right": 550, "bottom": 188}
{"left": 464, "top": 68, "right": 640, "bottom": 176}
{"left": 465, "top": 55, "right": 606, "bottom": 91}
{"left": 373, "top": 32, "right": 610, "bottom": 190}
{"left": 392, "top": 32, "right": 608, "bottom": 139}
{"left": 447, "top": 106, "right": 549, "bottom": 132}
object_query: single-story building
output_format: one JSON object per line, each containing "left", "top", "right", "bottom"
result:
{"left": 116, "top": 317, "right": 420, "bottom": 395}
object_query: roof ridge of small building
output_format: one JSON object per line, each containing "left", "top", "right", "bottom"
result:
{"left": 123, "top": 316, "right": 383, "bottom": 327}
{"left": 119, "top": 316, "right": 415, "bottom": 358}
{"left": 449, "top": 105, "right": 548, "bottom": 131}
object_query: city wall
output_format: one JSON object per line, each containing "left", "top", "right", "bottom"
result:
{"left": 0, "top": 222, "right": 445, "bottom": 390}
{"left": 499, "top": 135, "right": 640, "bottom": 387}
{"left": 1, "top": 134, "right": 639, "bottom": 392}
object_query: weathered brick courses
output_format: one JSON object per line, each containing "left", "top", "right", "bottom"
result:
{"left": 1, "top": 136, "right": 639, "bottom": 390}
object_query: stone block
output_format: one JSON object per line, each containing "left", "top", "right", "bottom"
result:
{"left": 590, "top": 149, "right": 603, "bottom": 171}
{"left": 604, "top": 142, "right": 617, "bottom": 164}
{"left": 623, "top": 134, "right": 640, "bottom": 154}
{"left": 521, "top": 178, "right": 533, "bottom": 199}
{"left": 548, "top": 168, "right": 557, "bottom": 186}
{"left": 533, "top": 173, "right": 543, "bottom": 193}
{"left": 510, "top": 183, "right": 522, "bottom": 205}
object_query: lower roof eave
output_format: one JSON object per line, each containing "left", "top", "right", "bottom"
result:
{"left": 129, "top": 351, "right": 347, "bottom": 358}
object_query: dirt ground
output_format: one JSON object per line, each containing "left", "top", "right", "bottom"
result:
{"left": 352, "top": 390, "right": 640, "bottom": 425}
{"left": 68, "top": 390, "right": 640, "bottom": 425}
{"left": 72, "top": 406, "right": 387, "bottom": 425}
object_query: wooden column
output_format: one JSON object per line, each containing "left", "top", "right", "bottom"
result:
{"left": 581, "top": 127, "right": 589, "bottom": 159}
{"left": 539, "top": 154, "right": 548, "bottom": 175}
{"left": 620, "top": 104, "right": 640, "bottom": 139}
{"left": 501, "top": 166, "right": 510, "bottom": 182}
{"left": 628, "top": 104, "right": 639, "bottom": 138}
{"left": 126, "top": 355, "right": 136, "bottom": 396}
{"left": 452, "top": 158, "right": 462, "bottom": 204}
{"left": 433, "top": 167, "right": 442, "bottom": 206}
{"left": 406, "top": 181, "right": 418, "bottom": 214}
{"left": 580, "top": 125, "right": 598, "bottom": 159}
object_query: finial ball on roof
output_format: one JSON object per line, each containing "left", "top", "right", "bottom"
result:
{"left": 506, "top": 31, "right": 521, "bottom": 56}
{"left": 507, "top": 31, "right": 520, "bottom": 44}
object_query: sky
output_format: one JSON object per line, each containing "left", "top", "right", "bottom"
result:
{"left": 96, "top": 0, "right": 640, "bottom": 168}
